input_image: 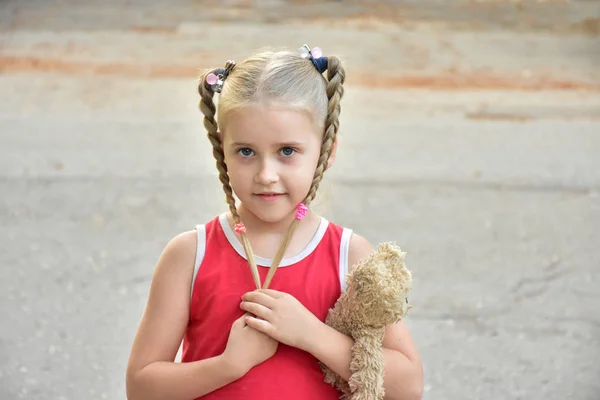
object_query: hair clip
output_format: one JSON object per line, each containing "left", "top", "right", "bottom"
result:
{"left": 206, "top": 72, "right": 224, "bottom": 93}
{"left": 205, "top": 60, "right": 236, "bottom": 93}
{"left": 299, "top": 44, "right": 328, "bottom": 74}
{"left": 295, "top": 203, "right": 308, "bottom": 220}
{"left": 234, "top": 222, "right": 247, "bottom": 233}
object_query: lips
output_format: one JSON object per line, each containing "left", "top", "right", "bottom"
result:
{"left": 254, "top": 193, "right": 285, "bottom": 202}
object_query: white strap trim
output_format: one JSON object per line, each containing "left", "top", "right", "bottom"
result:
{"left": 191, "top": 224, "right": 206, "bottom": 299}
{"left": 339, "top": 228, "right": 353, "bottom": 292}
{"left": 219, "top": 213, "right": 329, "bottom": 267}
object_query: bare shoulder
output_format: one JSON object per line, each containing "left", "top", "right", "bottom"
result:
{"left": 347, "top": 232, "right": 374, "bottom": 272}
{"left": 155, "top": 230, "right": 198, "bottom": 276}
{"left": 144, "top": 229, "right": 198, "bottom": 310}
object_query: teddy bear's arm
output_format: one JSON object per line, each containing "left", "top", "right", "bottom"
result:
{"left": 348, "top": 330, "right": 386, "bottom": 400}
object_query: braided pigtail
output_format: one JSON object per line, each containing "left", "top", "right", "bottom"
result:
{"left": 198, "top": 68, "right": 261, "bottom": 289}
{"left": 306, "top": 55, "right": 345, "bottom": 204}
{"left": 262, "top": 55, "right": 345, "bottom": 289}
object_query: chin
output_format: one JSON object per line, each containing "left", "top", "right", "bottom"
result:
{"left": 244, "top": 201, "right": 297, "bottom": 224}
{"left": 252, "top": 208, "right": 294, "bottom": 224}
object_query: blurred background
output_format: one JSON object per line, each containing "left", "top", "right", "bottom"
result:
{"left": 1, "top": 0, "right": 599, "bottom": 399}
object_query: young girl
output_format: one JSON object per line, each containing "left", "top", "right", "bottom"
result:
{"left": 126, "top": 46, "right": 423, "bottom": 400}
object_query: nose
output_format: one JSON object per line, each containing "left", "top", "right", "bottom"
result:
{"left": 255, "top": 157, "right": 279, "bottom": 185}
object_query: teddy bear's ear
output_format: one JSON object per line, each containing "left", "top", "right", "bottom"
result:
{"left": 375, "top": 242, "right": 407, "bottom": 263}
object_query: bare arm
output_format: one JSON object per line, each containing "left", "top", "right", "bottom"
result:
{"left": 126, "top": 231, "right": 243, "bottom": 400}
{"left": 129, "top": 358, "right": 242, "bottom": 400}
{"left": 306, "top": 234, "right": 423, "bottom": 400}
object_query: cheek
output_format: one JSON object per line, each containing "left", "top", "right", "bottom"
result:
{"left": 224, "top": 158, "right": 251, "bottom": 185}
{"left": 293, "top": 157, "right": 320, "bottom": 188}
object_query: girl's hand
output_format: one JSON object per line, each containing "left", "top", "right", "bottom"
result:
{"left": 241, "top": 289, "right": 322, "bottom": 352}
{"left": 222, "top": 314, "right": 278, "bottom": 376}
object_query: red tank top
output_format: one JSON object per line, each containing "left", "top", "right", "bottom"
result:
{"left": 181, "top": 214, "right": 350, "bottom": 399}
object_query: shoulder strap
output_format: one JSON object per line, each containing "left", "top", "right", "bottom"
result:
{"left": 339, "top": 228, "right": 353, "bottom": 292}
{"left": 191, "top": 224, "right": 206, "bottom": 298}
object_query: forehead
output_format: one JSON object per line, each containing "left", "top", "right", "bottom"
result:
{"left": 222, "top": 107, "right": 322, "bottom": 145}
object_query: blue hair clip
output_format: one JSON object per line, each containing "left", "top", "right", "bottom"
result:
{"left": 300, "top": 44, "right": 328, "bottom": 74}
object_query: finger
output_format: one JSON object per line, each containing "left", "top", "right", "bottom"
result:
{"left": 242, "top": 291, "right": 278, "bottom": 307}
{"left": 245, "top": 316, "right": 275, "bottom": 337}
{"left": 256, "top": 289, "right": 284, "bottom": 299}
{"left": 240, "top": 312, "right": 254, "bottom": 325}
{"left": 240, "top": 301, "right": 272, "bottom": 321}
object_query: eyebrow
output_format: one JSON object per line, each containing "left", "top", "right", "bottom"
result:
{"left": 231, "top": 141, "right": 306, "bottom": 147}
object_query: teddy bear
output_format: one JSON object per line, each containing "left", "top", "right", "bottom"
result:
{"left": 321, "top": 242, "right": 413, "bottom": 400}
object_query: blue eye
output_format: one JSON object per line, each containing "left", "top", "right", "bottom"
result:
{"left": 280, "top": 147, "right": 295, "bottom": 157}
{"left": 238, "top": 148, "right": 254, "bottom": 157}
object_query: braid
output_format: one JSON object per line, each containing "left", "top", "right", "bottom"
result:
{"left": 263, "top": 56, "right": 346, "bottom": 289}
{"left": 305, "top": 56, "right": 345, "bottom": 205}
{"left": 199, "top": 72, "right": 239, "bottom": 219}
{"left": 198, "top": 71, "right": 261, "bottom": 289}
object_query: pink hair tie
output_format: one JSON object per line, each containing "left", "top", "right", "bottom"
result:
{"left": 234, "top": 222, "right": 247, "bottom": 233}
{"left": 295, "top": 203, "right": 308, "bottom": 220}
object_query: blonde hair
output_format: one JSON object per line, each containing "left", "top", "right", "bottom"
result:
{"left": 198, "top": 49, "right": 345, "bottom": 289}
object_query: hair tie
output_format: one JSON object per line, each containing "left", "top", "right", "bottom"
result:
{"left": 234, "top": 222, "right": 247, "bottom": 233}
{"left": 300, "top": 45, "right": 328, "bottom": 74}
{"left": 205, "top": 60, "right": 236, "bottom": 93}
{"left": 295, "top": 203, "right": 308, "bottom": 220}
